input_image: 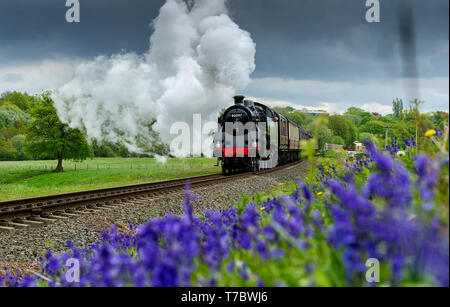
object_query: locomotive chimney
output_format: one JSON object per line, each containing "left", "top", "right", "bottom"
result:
{"left": 233, "top": 95, "right": 245, "bottom": 105}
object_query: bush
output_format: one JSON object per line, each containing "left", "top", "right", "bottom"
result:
{"left": 0, "top": 106, "right": 31, "bottom": 127}
{"left": 359, "top": 120, "right": 386, "bottom": 137}
{"left": 0, "top": 141, "right": 18, "bottom": 161}
{"left": 306, "top": 121, "right": 333, "bottom": 151}
{"left": 0, "top": 92, "right": 33, "bottom": 111}
{"left": 328, "top": 115, "right": 358, "bottom": 147}
{"left": 325, "top": 135, "right": 345, "bottom": 146}
{"left": 359, "top": 132, "right": 379, "bottom": 147}
{"left": 10, "top": 135, "right": 28, "bottom": 160}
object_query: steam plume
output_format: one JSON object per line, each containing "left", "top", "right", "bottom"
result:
{"left": 52, "top": 0, "right": 256, "bottom": 155}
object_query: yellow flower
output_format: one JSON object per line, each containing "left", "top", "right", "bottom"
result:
{"left": 317, "top": 192, "right": 324, "bottom": 196}
{"left": 260, "top": 207, "right": 266, "bottom": 211}
{"left": 425, "top": 130, "right": 436, "bottom": 137}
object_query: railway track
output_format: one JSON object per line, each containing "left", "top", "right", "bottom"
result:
{"left": 0, "top": 162, "right": 301, "bottom": 233}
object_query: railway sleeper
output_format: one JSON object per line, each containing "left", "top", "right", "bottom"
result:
{"left": 0, "top": 221, "right": 30, "bottom": 228}
{"left": 100, "top": 205, "right": 119, "bottom": 210}
{"left": 15, "top": 219, "right": 44, "bottom": 226}
{"left": 42, "top": 213, "right": 69, "bottom": 220}
{"left": 0, "top": 226, "right": 15, "bottom": 233}
{"left": 58, "top": 212, "right": 80, "bottom": 217}
{"left": 28, "top": 216, "right": 57, "bottom": 224}
{"left": 67, "top": 209, "right": 90, "bottom": 215}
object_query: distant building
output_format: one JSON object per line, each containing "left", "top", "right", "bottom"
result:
{"left": 372, "top": 112, "right": 382, "bottom": 118}
{"left": 354, "top": 141, "right": 366, "bottom": 153}
{"left": 302, "top": 109, "right": 329, "bottom": 116}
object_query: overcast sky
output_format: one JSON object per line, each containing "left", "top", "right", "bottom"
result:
{"left": 0, "top": 0, "right": 448, "bottom": 114}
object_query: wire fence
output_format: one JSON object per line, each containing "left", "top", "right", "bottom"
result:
{"left": 1, "top": 162, "right": 218, "bottom": 173}
{"left": 324, "top": 143, "right": 344, "bottom": 151}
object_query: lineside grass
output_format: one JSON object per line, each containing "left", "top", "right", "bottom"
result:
{"left": 0, "top": 158, "right": 219, "bottom": 201}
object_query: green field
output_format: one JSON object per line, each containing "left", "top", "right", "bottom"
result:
{"left": 0, "top": 158, "right": 220, "bottom": 201}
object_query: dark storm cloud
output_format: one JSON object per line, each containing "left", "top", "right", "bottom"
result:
{"left": 228, "top": 0, "right": 449, "bottom": 80}
{"left": 0, "top": 0, "right": 448, "bottom": 111}
{"left": 0, "top": 0, "right": 448, "bottom": 80}
{"left": 0, "top": 0, "right": 165, "bottom": 64}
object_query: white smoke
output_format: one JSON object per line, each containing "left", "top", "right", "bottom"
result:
{"left": 52, "top": 0, "right": 255, "bottom": 156}
{"left": 155, "top": 154, "right": 168, "bottom": 164}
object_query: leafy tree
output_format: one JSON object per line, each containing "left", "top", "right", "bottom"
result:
{"left": 359, "top": 112, "right": 377, "bottom": 126}
{"left": 11, "top": 135, "right": 28, "bottom": 160}
{"left": 1, "top": 92, "right": 34, "bottom": 111}
{"left": 328, "top": 115, "right": 358, "bottom": 147}
{"left": 345, "top": 107, "right": 365, "bottom": 117}
{"left": 359, "top": 132, "right": 380, "bottom": 147}
{"left": 325, "top": 135, "right": 345, "bottom": 146}
{"left": 0, "top": 105, "right": 31, "bottom": 128}
{"left": 273, "top": 107, "right": 313, "bottom": 127}
{"left": 344, "top": 113, "right": 362, "bottom": 126}
{"left": 306, "top": 121, "right": 333, "bottom": 151}
{"left": 428, "top": 111, "right": 449, "bottom": 129}
{"left": 285, "top": 106, "right": 295, "bottom": 112}
{"left": 359, "top": 120, "right": 387, "bottom": 137}
{"left": 0, "top": 138, "right": 18, "bottom": 161}
{"left": 91, "top": 139, "right": 116, "bottom": 158}
{"left": 392, "top": 98, "right": 404, "bottom": 119}
{"left": 25, "top": 93, "right": 92, "bottom": 172}
{"left": 0, "top": 91, "right": 12, "bottom": 103}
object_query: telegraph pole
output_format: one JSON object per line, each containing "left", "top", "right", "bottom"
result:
{"left": 384, "top": 125, "right": 392, "bottom": 148}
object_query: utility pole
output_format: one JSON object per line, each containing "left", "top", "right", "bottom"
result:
{"left": 384, "top": 125, "right": 392, "bottom": 148}
{"left": 410, "top": 99, "right": 424, "bottom": 153}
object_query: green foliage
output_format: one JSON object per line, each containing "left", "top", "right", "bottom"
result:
{"left": 273, "top": 107, "right": 314, "bottom": 127}
{"left": 0, "top": 105, "right": 31, "bottom": 128}
{"left": 392, "top": 98, "right": 404, "bottom": 119}
{"left": 321, "top": 150, "right": 348, "bottom": 160}
{"left": 134, "top": 121, "right": 170, "bottom": 157}
{"left": 359, "top": 112, "right": 377, "bottom": 126}
{"left": 306, "top": 121, "right": 333, "bottom": 151}
{"left": 0, "top": 91, "right": 447, "bottom": 163}
{"left": 25, "top": 93, "right": 92, "bottom": 171}
{"left": 343, "top": 113, "right": 361, "bottom": 126}
{"left": 0, "top": 91, "right": 35, "bottom": 111}
{"left": 428, "top": 111, "right": 449, "bottom": 129}
{"left": 328, "top": 115, "right": 358, "bottom": 147}
{"left": 10, "top": 135, "right": 28, "bottom": 160}
{"left": 345, "top": 107, "right": 365, "bottom": 117}
{"left": 359, "top": 132, "right": 379, "bottom": 146}
{"left": 90, "top": 139, "right": 117, "bottom": 158}
{"left": 325, "top": 135, "right": 345, "bottom": 146}
{"left": 359, "top": 120, "right": 386, "bottom": 137}
{"left": 0, "top": 139, "right": 18, "bottom": 161}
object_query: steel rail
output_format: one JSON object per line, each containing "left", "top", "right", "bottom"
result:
{"left": 0, "top": 161, "right": 301, "bottom": 225}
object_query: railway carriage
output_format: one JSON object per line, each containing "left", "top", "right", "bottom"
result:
{"left": 214, "top": 96, "right": 313, "bottom": 174}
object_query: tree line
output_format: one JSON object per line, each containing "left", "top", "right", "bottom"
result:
{"left": 1, "top": 91, "right": 448, "bottom": 171}
{"left": 0, "top": 91, "right": 169, "bottom": 171}
{"left": 273, "top": 99, "right": 448, "bottom": 153}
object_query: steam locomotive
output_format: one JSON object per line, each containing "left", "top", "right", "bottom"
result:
{"left": 213, "top": 96, "right": 312, "bottom": 174}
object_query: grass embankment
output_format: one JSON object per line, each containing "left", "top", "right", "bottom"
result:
{"left": 0, "top": 158, "right": 219, "bottom": 201}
